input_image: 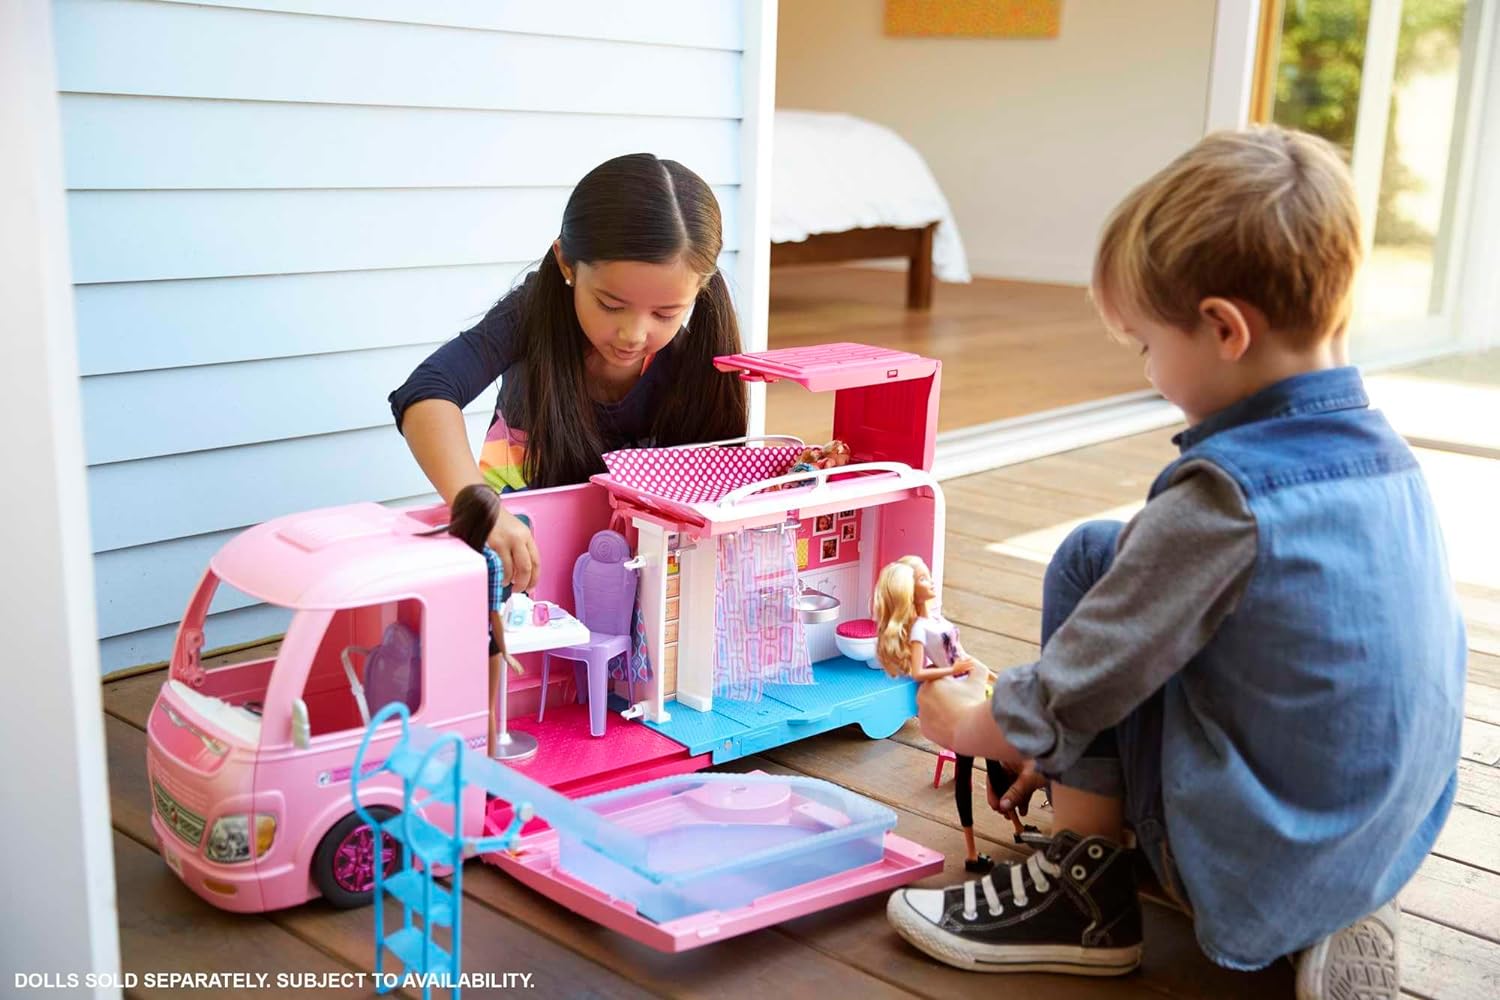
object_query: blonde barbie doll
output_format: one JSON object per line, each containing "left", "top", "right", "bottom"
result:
{"left": 874, "top": 556, "right": 1032, "bottom": 871}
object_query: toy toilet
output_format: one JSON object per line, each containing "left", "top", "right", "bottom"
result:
{"left": 835, "top": 618, "right": 879, "bottom": 668}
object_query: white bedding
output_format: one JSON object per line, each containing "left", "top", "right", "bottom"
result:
{"left": 772, "top": 110, "right": 970, "bottom": 283}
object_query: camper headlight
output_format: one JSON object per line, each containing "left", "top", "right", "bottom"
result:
{"left": 205, "top": 813, "right": 276, "bottom": 863}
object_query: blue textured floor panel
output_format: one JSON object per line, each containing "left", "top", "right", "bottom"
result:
{"left": 647, "top": 657, "right": 918, "bottom": 762}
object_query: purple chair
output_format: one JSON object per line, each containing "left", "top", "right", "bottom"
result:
{"left": 539, "top": 530, "right": 639, "bottom": 737}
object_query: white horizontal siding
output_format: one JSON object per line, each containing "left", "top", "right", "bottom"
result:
{"left": 55, "top": 0, "right": 741, "bottom": 117}
{"left": 60, "top": 95, "right": 741, "bottom": 191}
{"left": 155, "top": 0, "right": 745, "bottom": 49}
{"left": 81, "top": 346, "right": 491, "bottom": 464}
{"left": 69, "top": 186, "right": 740, "bottom": 283}
{"left": 58, "top": 0, "right": 753, "bottom": 675}
{"left": 77, "top": 249, "right": 739, "bottom": 375}
{"left": 75, "top": 263, "right": 526, "bottom": 375}
{"left": 87, "top": 416, "right": 491, "bottom": 552}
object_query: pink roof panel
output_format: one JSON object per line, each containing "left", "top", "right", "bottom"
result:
{"left": 713, "top": 343, "right": 937, "bottom": 392}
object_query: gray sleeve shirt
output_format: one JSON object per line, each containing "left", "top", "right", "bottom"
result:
{"left": 991, "top": 460, "right": 1258, "bottom": 776}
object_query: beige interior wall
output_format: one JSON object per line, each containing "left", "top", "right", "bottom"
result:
{"left": 776, "top": 0, "right": 1217, "bottom": 284}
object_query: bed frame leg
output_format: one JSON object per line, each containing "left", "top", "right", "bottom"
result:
{"left": 906, "top": 222, "right": 935, "bottom": 310}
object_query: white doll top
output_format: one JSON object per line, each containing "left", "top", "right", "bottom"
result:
{"left": 908, "top": 613, "right": 964, "bottom": 671}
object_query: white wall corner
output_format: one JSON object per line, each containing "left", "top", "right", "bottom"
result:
{"left": 739, "top": 0, "right": 778, "bottom": 437}
{"left": 0, "top": 0, "right": 121, "bottom": 993}
{"left": 1204, "top": 0, "right": 1262, "bottom": 133}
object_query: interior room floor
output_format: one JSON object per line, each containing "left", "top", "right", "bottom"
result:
{"left": 765, "top": 265, "right": 1149, "bottom": 444}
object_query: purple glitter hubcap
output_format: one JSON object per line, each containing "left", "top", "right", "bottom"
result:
{"left": 332, "top": 823, "right": 395, "bottom": 894}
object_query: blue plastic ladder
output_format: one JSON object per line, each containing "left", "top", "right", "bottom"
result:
{"left": 351, "top": 704, "right": 533, "bottom": 1000}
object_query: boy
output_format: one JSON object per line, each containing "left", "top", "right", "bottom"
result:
{"left": 887, "top": 127, "right": 1466, "bottom": 1000}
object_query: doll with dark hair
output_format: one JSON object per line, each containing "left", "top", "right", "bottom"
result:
{"left": 434, "top": 483, "right": 527, "bottom": 757}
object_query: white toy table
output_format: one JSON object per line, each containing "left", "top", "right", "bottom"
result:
{"left": 493, "top": 603, "right": 588, "bottom": 761}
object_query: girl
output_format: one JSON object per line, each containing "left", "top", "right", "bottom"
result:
{"left": 390, "top": 153, "right": 750, "bottom": 595}
{"left": 874, "top": 556, "right": 1026, "bottom": 873}
{"left": 431, "top": 483, "right": 523, "bottom": 758}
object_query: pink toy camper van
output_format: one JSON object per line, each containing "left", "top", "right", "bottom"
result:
{"left": 146, "top": 343, "right": 949, "bottom": 915}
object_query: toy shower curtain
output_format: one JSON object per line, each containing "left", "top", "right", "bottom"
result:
{"left": 713, "top": 526, "right": 814, "bottom": 701}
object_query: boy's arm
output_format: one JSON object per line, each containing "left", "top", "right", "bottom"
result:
{"left": 992, "top": 462, "right": 1257, "bottom": 777}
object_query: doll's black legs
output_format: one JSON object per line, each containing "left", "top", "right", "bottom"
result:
{"left": 955, "top": 755, "right": 1020, "bottom": 873}
{"left": 953, "top": 754, "right": 989, "bottom": 872}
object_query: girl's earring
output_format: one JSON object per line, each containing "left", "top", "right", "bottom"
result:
{"left": 564, "top": 277, "right": 574, "bottom": 287}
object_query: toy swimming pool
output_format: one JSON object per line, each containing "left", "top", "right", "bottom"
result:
{"left": 550, "top": 772, "right": 894, "bottom": 923}
{"left": 485, "top": 767, "right": 941, "bottom": 950}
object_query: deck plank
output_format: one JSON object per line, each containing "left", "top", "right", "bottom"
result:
{"left": 1401, "top": 854, "right": 1500, "bottom": 946}
{"left": 1431, "top": 805, "right": 1500, "bottom": 875}
{"left": 1456, "top": 760, "right": 1500, "bottom": 815}
{"left": 111, "top": 831, "right": 365, "bottom": 1000}
{"left": 1401, "top": 912, "right": 1500, "bottom": 1000}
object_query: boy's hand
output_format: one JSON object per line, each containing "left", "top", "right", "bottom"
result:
{"left": 916, "top": 666, "right": 989, "bottom": 749}
{"left": 489, "top": 508, "right": 539, "bottom": 593}
{"left": 987, "top": 760, "right": 1046, "bottom": 819}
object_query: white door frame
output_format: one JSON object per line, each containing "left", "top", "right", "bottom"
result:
{"left": 1455, "top": 2, "right": 1500, "bottom": 353}
{"left": 739, "top": 0, "right": 779, "bottom": 438}
{"left": 0, "top": 0, "right": 121, "bottom": 993}
{"left": 1204, "top": 0, "right": 1263, "bottom": 132}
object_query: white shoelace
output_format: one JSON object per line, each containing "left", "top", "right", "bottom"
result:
{"left": 962, "top": 853, "right": 1063, "bottom": 919}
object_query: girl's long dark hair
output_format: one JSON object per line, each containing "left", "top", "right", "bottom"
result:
{"left": 508, "top": 154, "right": 748, "bottom": 488}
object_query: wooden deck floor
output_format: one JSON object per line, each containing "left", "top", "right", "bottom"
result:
{"left": 102, "top": 428, "right": 1500, "bottom": 999}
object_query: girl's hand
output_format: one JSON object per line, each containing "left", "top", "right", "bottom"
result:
{"left": 489, "top": 507, "right": 540, "bottom": 593}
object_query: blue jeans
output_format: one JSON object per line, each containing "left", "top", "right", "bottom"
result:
{"left": 1041, "top": 520, "right": 1190, "bottom": 909}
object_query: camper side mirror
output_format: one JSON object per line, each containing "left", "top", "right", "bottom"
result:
{"left": 290, "top": 698, "right": 311, "bottom": 750}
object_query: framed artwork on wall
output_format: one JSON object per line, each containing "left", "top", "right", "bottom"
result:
{"left": 884, "top": 0, "right": 1061, "bottom": 39}
{"left": 814, "top": 514, "right": 835, "bottom": 534}
{"left": 839, "top": 523, "right": 857, "bottom": 543}
{"left": 820, "top": 537, "right": 839, "bottom": 561}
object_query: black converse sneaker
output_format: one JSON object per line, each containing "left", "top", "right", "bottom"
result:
{"left": 1295, "top": 899, "right": 1400, "bottom": 1000}
{"left": 886, "top": 831, "right": 1143, "bottom": 975}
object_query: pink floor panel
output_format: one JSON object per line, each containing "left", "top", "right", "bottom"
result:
{"left": 483, "top": 702, "right": 708, "bottom": 834}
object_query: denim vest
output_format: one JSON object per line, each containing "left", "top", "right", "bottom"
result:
{"left": 1150, "top": 367, "right": 1465, "bottom": 969}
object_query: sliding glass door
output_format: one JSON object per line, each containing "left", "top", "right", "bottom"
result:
{"left": 1257, "top": 0, "right": 1490, "bottom": 361}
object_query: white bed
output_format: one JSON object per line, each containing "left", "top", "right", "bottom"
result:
{"left": 771, "top": 110, "right": 971, "bottom": 307}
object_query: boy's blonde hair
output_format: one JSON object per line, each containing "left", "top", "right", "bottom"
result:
{"left": 1093, "top": 125, "right": 1362, "bottom": 346}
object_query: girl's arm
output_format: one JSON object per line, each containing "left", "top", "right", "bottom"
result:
{"left": 405, "top": 403, "right": 538, "bottom": 592}
{"left": 401, "top": 399, "right": 487, "bottom": 506}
